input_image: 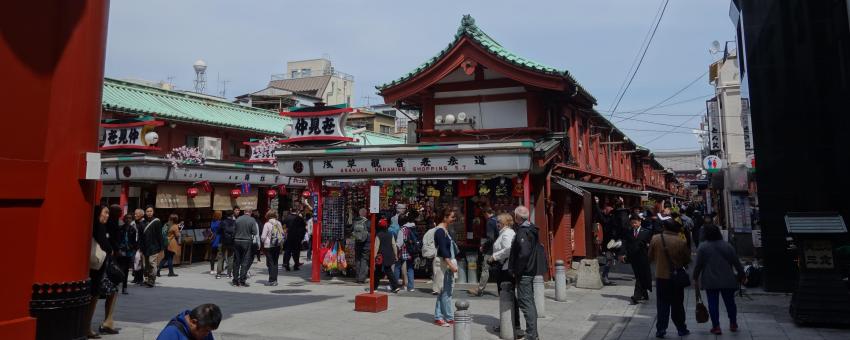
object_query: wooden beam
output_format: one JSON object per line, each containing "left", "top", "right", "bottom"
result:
{"left": 432, "top": 92, "right": 526, "bottom": 105}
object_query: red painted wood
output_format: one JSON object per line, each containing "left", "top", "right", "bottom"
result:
{"left": 281, "top": 136, "right": 356, "bottom": 144}
{"left": 100, "top": 120, "right": 165, "bottom": 128}
{"left": 354, "top": 293, "right": 388, "bottom": 313}
{"left": 98, "top": 145, "right": 161, "bottom": 151}
{"left": 0, "top": 1, "right": 109, "bottom": 338}
{"left": 311, "top": 178, "right": 323, "bottom": 283}
{"left": 431, "top": 92, "right": 526, "bottom": 105}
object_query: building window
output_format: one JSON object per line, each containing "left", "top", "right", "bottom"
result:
{"left": 380, "top": 125, "right": 392, "bottom": 134}
{"left": 186, "top": 136, "right": 199, "bottom": 148}
{"left": 230, "top": 141, "right": 243, "bottom": 156}
{"left": 382, "top": 110, "right": 396, "bottom": 117}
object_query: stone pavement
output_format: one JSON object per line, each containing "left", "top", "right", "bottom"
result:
{"left": 92, "top": 257, "right": 850, "bottom": 340}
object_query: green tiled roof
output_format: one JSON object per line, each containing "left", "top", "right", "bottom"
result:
{"left": 377, "top": 15, "right": 596, "bottom": 103}
{"left": 102, "top": 78, "right": 289, "bottom": 135}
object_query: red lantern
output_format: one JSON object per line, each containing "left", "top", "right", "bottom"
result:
{"left": 302, "top": 190, "right": 311, "bottom": 198}
{"left": 187, "top": 187, "right": 199, "bottom": 198}
{"left": 230, "top": 188, "right": 241, "bottom": 199}
{"left": 278, "top": 184, "right": 288, "bottom": 195}
{"left": 267, "top": 188, "right": 278, "bottom": 199}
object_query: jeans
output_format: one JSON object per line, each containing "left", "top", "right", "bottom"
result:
{"left": 656, "top": 278, "right": 687, "bottom": 334}
{"left": 516, "top": 275, "right": 538, "bottom": 339}
{"left": 216, "top": 245, "right": 234, "bottom": 275}
{"left": 158, "top": 250, "right": 175, "bottom": 275}
{"left": 283, "top": 248, "right": 301, "bottom": 269}
{"left": 355, "top": 241, "right": 369, "bottom": 282}
{"left": 394, "top": 258, "right": 415, "bottom": 290}
{"left": 706, "top": 288, "right": 737, "bottom": 327}
{"left": 478, "top": 254, "right": 493, "bottom": 292}
{"left": 374, "top": 263, "right": 400, "bottom": 291}
{"left": 233, "top": 240, "right": 253, "bottom": 283}
{"left": 434, "top": 268, "right": 454, "bottom": 321}
{"left": 266, "top": 246, "right": 281, "bottom": 283}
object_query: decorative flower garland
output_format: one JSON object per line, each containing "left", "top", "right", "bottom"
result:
{"left": 166, "top": 146, "right": 205, "bottom": 168}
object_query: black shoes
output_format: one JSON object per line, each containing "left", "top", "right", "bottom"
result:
{"left": 99, "top": 326, "right": 119, "bottom": 335}
{"left": 167, "top": 273, "right": 178, "bottom": 277}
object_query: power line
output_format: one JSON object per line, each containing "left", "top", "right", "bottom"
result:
{"left": 608, "top": 0, "right": 671, "bottom": 118}
{"left": 599, "top": 94, "right": 713, "bottom": 114}
{"left": 613, "top": 71, "right": 708, "bottom": 123}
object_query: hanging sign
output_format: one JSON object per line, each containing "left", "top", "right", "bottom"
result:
{"left": 746, "top": 154, "right": 756, "bottom": 172}
{"left": 99, "top": 120, "right": 164, "bottom": 151}
{"left": 279, "top": 152, "right": 531, "bottom": 177}
{"left": 706, "top": 99, "right": 721, "bottom": 152}
{"left": 245, "top": 137, "right": 280, "bottom": 163}
{"left": 703, "top": 155, "right": 722, "bottom": 173}
{"left": 369, "top": 185, "right": 380, "bottom": 213}
{"left": 741, "top": 98, "right": 754, "bottom": 151}
{"left": 280, "top": 107, "right": 355, "bottom": 143}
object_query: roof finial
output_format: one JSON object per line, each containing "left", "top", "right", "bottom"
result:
{"left": 461, "top": 14, "right": 475, "bottom": 28}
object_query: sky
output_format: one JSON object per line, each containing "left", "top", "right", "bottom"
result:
{"left": 104, "top": 0, "right": 737, "bottom": 151}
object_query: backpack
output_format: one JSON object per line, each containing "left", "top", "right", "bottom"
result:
{"left": 352, "top": 218, "right": 369, "bottom": 242}
{"left": 422, "top": 227, "right": 438, "bottom": 259}
{"left": 221, "top": 219, "right": 236, "bottom": 246}
{"left": 269, "top": 220, "right": 283, "bottom": 247}
{"left": 510, "top": 225, "right": 548, "bottom": 277}
{"left": 403, "top": 227, "right": 421, "bottom": 256}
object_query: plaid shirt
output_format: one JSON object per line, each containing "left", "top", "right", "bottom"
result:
{"left": 399, "top": 227, "right": 412, "bottom": 261}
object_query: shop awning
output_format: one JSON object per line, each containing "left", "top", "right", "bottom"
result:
{"left": 275, "top": 140, "right": 535, "bottom": 179}
{"left": 552, "top": 176, "right": 588, "bottom": 196}
{"left": 643, "top": 190, "right": 672, "bottom": 198}
{"left": 554, "top": 177, "right": 644, "bottom": 197}
{"left": 100, "top": 155, "right": 307, "bottom": 187}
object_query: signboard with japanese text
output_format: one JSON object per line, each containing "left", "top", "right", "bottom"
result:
{"left": 741, "top": 98, "right": 754, "bottom": 152}
{"left": 281, "top": 108, "right": 355, "bottom": 143}
{"left": 803, "top": 240, "right": 834, "bottom": 269}
{"left": 706, "top": 99, "right": 721, "bottom": 152}
{"left": 278, "top": 152, "right": 531, "bottom": 178}
{"left": 100, "top": 162, "right": 307, "bottom": 187}
{"left": 212, "top": 185, "right": 258, "bottom": 210}
{"left": 155, "top": 184, "right": 211, "bottom": 209}
{"left": 730, "top": 194, "right": 752, "bottom": 232}
{"left": 245, "top": 139, "right": 279, "bottom": 163}
{"left": 99, "top": 120, "right": 164, "bottom": 151}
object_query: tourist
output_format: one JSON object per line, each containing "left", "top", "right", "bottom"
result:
{"left": 116, "top": 211, "right": 138, "bottom": 294}
{"left": 261, "top": 210, "right": 284, "bottom": 286}
{"left": 157, "top": 303, "right": 221, "bottom": 340}
{"left": 304, "top": 209, "right": 314, "bottom": 261}
{"left": 491, "top": 212, "right": 520, "bottom": 334}
{"left": 469, "top": 208, "right": 498, "bottom": 297}
{"left": 216, "top": 210, "right": 236, "bottom": 279}
{"left": 373, "top": 218, "right": 401, "bottom": 293}
{"left": 141, "top": 206, "right": 163, "bottom": 288}
{"left": 208, "top": 211, "right": 222, "bottom": 275}
{"left": 693, "top": 224, "right": 745, "bottom": 335}
{"left": 232, "top": 209, "right": 258, "bottom": 287}
{"left": 648, "top": 219, "right": 692, "bottom": 338}
{"left": 84, "top": 205, "right": 113, "bottom": 338}
{"left": 131, "top": 209, "right": 145, "bottom": 284}
{"left": 253, "top": 210, "right": 263, "bottom": 263}
{"left": 282, "top": 205, "right": 307, "bottom": 271}
{"left": 158, "top": 214, "right": 181, "bottom": 277}
{"left": 622, "top": 214, "right": 653, "bottom": 305}
{"left": 352, "top": 208, "right": 370, "bottom": 284}
{"left": 508, "top": 206, "right": 542, "bottom": 340}
{"left": 395, "top": 215, "right": 418, "bottom": 292}
{"left": 433, "top": 208, "right": 459, "bottom": 326}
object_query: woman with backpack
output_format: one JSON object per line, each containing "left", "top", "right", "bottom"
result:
{"left": 693, "top": 224, "right": 745, "bottom": 335}
{"left": 352, "top": 208, "right": 370, "bottom": 284}
{"left": 262, "top": 210, "right": 284, "bottom": 286}
{"left": 395, "top": 215, "right": 419, "bottom": 292}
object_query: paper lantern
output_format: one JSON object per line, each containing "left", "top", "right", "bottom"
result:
{"left": 187, "top": 187, "right": 199, "bottom": 198}
{"left": 230, "top": 188, "right": 241, "bottom": 199}
{"left": 278, "top": 185, "right": 288, "bottom": 195}
{"left": 267, "top": 188, "right": 278, "bottom": 199}
{"left": 302, "top": 190, "right": 312, "bottom": 198}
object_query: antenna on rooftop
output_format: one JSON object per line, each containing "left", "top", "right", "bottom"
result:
{"left": 193, "top": 59, "right": 207, "bottom": 93}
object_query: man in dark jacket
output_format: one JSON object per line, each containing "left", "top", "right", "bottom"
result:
{"left": 157, "top": 303, "right": 221, "bottom": 340}
{"left": 282, "top": 208, "right": 307, "bottom": 271}
{"left": 470, "top": 208, "right": 498, "bottom": 296}
{"left": 621, "top": 214, "right": 653, "bottom": 304}
{"left": 140, "top": 206, "right": 163, "bottom": 288}
{"left": 508, "top": 206, "right": 541, "bottom": 340}
{"left": 231, "top": 210, "right": 258, "bottom": 287}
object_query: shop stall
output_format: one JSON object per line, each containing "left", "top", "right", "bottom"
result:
{"left": 276, "top": 140, "right": 536, "bottom": 283}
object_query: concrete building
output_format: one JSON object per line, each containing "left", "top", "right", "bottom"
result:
{"left": 346, "top": 108, "right": 397, "bottom": 134}
{"left": 364, "top": 103, "right": 419, "bottom": 134}
{"left": 235, "top": 58, "right": 354, "bottom": 111}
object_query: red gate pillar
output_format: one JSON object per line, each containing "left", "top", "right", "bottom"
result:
{"left": 0, "top": 1, "right": 110, "bottom": 339}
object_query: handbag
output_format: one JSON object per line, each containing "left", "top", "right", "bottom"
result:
{"left": 90, "top": 238, "right": 107, "bottom": 270}
{"left": 660, "top": 233, "right": 690, "bottom": 288}
{"left": 695, "top": 289, "right": 709, "bottom": 323}
{"left": 105, "top": 256, "right": 125, "bottom": 284}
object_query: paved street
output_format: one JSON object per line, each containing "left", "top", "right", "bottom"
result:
{"left": 93, "top": 258, "right": 850, "bottom": 340}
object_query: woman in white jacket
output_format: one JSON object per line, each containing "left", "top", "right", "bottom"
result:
{"left": 261, "top": 211, "right": 284, "bottom": 286}
{"left": 491, "top": 213, "right": 517, "bottom": 290}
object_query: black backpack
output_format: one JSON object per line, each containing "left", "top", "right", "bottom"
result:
{"left": 221, "top": 219, "right": 236, "bottom": 246}
{"left": 404, "top": 228, "right": 421, "bottom": 255}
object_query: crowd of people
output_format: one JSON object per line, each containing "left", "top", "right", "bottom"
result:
{"left": 86, "top": 196, "right": 745, "bottom": 340}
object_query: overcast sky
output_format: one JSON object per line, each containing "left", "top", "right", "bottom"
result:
{"left": 105, "top": 0, "right": 736, "bottom": 150}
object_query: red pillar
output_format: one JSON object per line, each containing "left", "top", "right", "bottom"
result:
{"left": 522, "top": 172, "right": 531, "bottom": 209}
{"left": 0, "top": 1, "right": 109, "bottom": 339}
{"left": 310, "top": 178, "right": 323, "bottom": 283}
{"left": 119, "top": 182, "right": 129, "bottom": 217}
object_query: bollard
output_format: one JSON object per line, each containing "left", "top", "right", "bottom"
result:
{"left": 498, "top": 282, "right": 515, "bottom": 340}
{"left": 555, "top": 260, "right": 568, "bottom": 302}
{"left": 453, "top": 299, "right": 472, "bottom": 340}
{"left": 533, "top": 275, "right": 546, "bottom": 317}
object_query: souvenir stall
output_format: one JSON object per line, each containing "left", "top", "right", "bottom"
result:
{"left": 275, "top": 140, "right": 535, "bottom": 283}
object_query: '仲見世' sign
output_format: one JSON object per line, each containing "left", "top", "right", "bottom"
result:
{"left": 99, "top": 120, "right": 164, "bottom": 151}
{"left": 280, "top": 107, "right": 354, "bottom": 144}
